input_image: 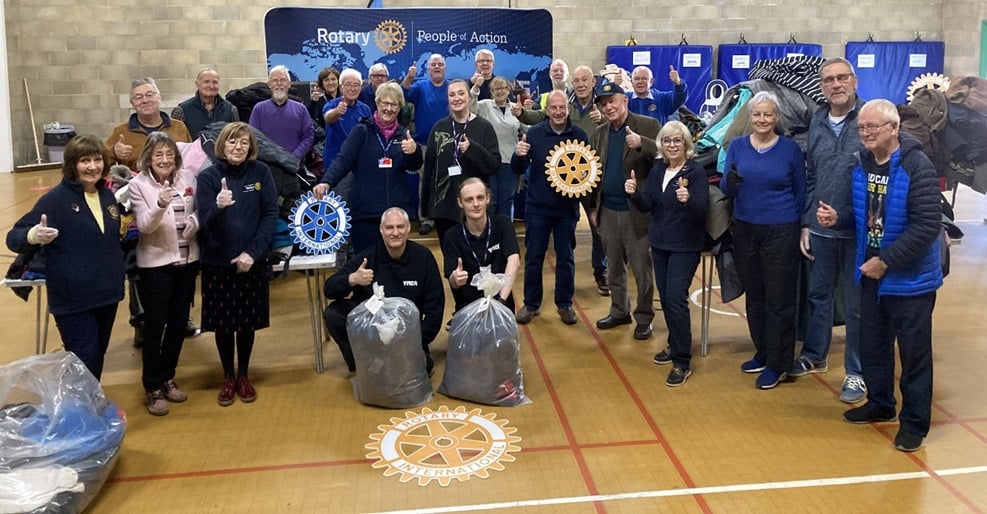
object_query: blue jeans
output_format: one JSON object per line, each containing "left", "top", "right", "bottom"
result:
{"left": 490, "top": 163, "right": 517, "bottom": 219}
{"left": 803, "top": 234, "right": 862, "bottom": 375}
{"left": 522, "top": 213, "right": 576, "bottom": 309}
{"left": 653, "top": 249, "right": 701, "bottom": 369}
{"left": 859, "top": 277, "right": 936, "bottom": 437}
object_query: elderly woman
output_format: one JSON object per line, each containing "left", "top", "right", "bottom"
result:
{"left": 129, "top": 132, "right": 200, "bottom": 416}
{"left": 171, "top": 68, "right": 240, "bottom": 139}
{"left": 314, "top": 82, "right": 423, "bottom": 253}
{"left": 423, "top": 79, "right": 501, "bottom": 242}
{"left": 470, "top": 75, "right": 526, "bottom": 218}
{"left": 720, "top": 91, "right": 807, "bottom": 390}
{"left": 6, "top": 135, "right": 125, "bottom": 380}
{"left": 309, "top": 66, "right": 341, "bottom": 129}
{"left": 627, "top": 121, "right": 709, "bottom": 387}
{"left": 196, "top": 122, "right": 279, "bottom": 406}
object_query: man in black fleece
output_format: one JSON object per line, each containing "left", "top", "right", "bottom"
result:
{"left": 323, "top": 207, "right": 445, "bottom": 373}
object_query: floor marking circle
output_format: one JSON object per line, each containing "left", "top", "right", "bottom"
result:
{"left": 690, "top": 285, "right": 741, "bottom": 317}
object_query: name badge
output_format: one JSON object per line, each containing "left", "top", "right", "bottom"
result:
{"left": 378, "top": 157, "right": 393, "bottom": 168}
{"left": 448, "top": 165, "right": 462, "bottom": 176}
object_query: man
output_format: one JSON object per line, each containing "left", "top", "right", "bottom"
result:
{"left": 795, "top": 57, "right": 868, "bottom": 403}
{"left": 511, "top": 90, "right": 587, "bottom": 326}
{"left": 589, "top": 82, "right": 660, "bottom": 340}
{"left": 535, "top": 59, "right": 571, "bottom": 109}
{"left": 517, "top": 65, "right": 609, "bottom": 296}
{"left": 323, "top": 207, "right": 445, "bottom": 374}
{"left": 403, "top": 54, "right": 451, "bottom": 233}
{"left": 171, "top": 68, "right": 240, "bottom": 139}
{"left": 470, "top": 49, "right": 497, "bottom": 101}
{"left": 248, "top": 65, "right": 314, "bottom": 164}
{"left": 442, "top": 178, "right": 520, "bottom": 312}
{"left": 106, "top": 78, "right": 192, "bottom": 170}
{"left": 818, "top": 99, "right": 942, "bottom": 452}
{"left": 322, "top": 68, "right": 372, "bottom": 167}
{"left": 359, "top": 63, "right": 389, "bottom": 111}
{"left": 627, "top": 65, "right": 687, "bottom": 126}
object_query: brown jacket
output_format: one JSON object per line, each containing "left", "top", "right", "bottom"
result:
{"left": 589, "top": 111, "right": 659, "bottom": 239}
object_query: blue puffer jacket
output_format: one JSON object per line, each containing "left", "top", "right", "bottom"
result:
{"left": 851, "top": 135, "right": 942, "bottom": 297}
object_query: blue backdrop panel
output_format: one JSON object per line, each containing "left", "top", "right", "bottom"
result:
{"left": 717, "top": 44, "right": 823, "bottom": 87}
{"left": 845, "top": 41, "right": 945, "bottom": 105}
{"left": 605, "top": 45, "right": 714, "bottom": 113}
{"left": 264, "top": 8, "right": 554, "bottom": 92}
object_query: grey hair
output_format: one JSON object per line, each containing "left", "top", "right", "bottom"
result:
{"left": 860, "top": 99, "right": 900, "bottom": 126}
{"left": 748, "top": 91, "right": 780, "bottom": 114}
{"left": 369, "top": 63, "right": 389, "bottom": 76}
{"left": 819, "top": 57, "right": 856, "bottom": 78}
{"left": 339, "top": 68, "right": 363, "bottom": 85}
{"left": 130, "top": 77, "right": 158, "bottom": 94}
{"left": 632, "top": 66, "right": 653, "bottom": 80}
{"left": 269, "top": 65, "right": 290, "bottom": 80}
{"left": 380, "top": 207, "right": 410, "bottom": 225}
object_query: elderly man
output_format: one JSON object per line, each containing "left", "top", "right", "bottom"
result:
{"left": 322, "top": 68, "right": 372, "bottom": 166}
{"left": 323, "top": 207, "right": 445, "bottom": 374}
{"left": 534, "top": 58, "right": 571, "bottom": 109}
{"left": 359, "top": 63, "right": 390, "bottom": 111}
{"left": 171, "top": 68, "right": 240, "bottom": 139}
{"left": 628, "top": 65, "right": 687, "bottom": 126}
{"left": 106, "top": 77, "right": 192, "bottom": 169}
{"left": 470, "top": 49, "right": 497, "bottom": 101}
{"left": 511, "top": 90, "right": 587, "bottom": 326}
{"left": 818, "top": 99, "right": 942, "bottom": 453}
{"left": 590, "top": 82, "right": 660, "bottom": 340}
{"left": 403, "top": 54, "right": 451, "bottom": 232}
{"left": 794, "top": 57, "right": 868, "bottom": 403}
{"left": 248, "top": 65, "right": 314, "bottom": 164}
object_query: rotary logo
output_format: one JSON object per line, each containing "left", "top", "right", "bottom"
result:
{"left": 906, "top": 72, "right": 950, "bottom": 104}
{"left": 374, "top": 19, "right": 407, "bottom": 55}
{"left": 544, "top": 139, "right": 602, "bottom": 198}
{"left": 289, "top": 191, "right": 350, "bottom": 255}
{"left": 365, "top": 405, "right": 522, "bottom": 487}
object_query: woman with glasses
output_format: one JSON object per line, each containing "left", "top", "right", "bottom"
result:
{"left": 720, "top": 91, "right": 807, "bottom": 390}
{"left": 196, "top": 122, "right": 279, "bottom": 407}
{"left": 626, "top": 121, "right": 708, "bottom": 387}
{"left": 470, "top": 76, "right": 526, "bottom": 218}
{"left": 314, "top": 82, "right": 422, "bottom": 253}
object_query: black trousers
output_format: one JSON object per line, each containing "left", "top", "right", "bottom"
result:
{"left": 137, "top": 263, "right": 199, "bottom": 392}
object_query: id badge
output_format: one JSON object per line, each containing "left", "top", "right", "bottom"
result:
{"left": 448, "top": 164, "right": 462, "bottom": 176}
{"left": 378, "top": 157, "right": 393, "bottom": 168}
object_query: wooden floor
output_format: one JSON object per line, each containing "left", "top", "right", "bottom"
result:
{"left": 1, "top": 168, "right": 986, "bottom": 513}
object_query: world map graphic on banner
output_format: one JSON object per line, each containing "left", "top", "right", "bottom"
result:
{"left": 264, "top": 8, "right": 554, "bottom": 93}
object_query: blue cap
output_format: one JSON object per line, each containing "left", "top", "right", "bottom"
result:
{"left": 595, "top": 82, "right": 626, "bottom": 103}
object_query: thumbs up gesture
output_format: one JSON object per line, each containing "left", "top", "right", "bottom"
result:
{"left": 589, "top": 104, "right": 602, "bottom": 123}
{"left": 675, "top": 177, "right": 690, "bottom": 203}
{"left": 30, "top": 213, "right": 59, "bottom": 245}
{"left": 624, "top": 169, "right": 638, "bottom": 195}
{"left": 449, "top": 257, "right": 468, "bottom": 288}
{"left": 669, "top": 65, "right": 681, "bottom": 86}
{"left": 217, "top": 177, "right": 235, "bottom": 209}
{"left": 471, "top": 72, "right": 486, "bottom": 89}
{"left": 515, "top": 133, "right": 530, "bottom": 157}
{"left": 816, "top": 200, "right": 838, "bottom": 228}
{"left": 401, "top": 130, "right": 417, "bottom": 154}
{"left": 349, "top": 258, "right": 374, "bottom": 287}
{"left": 625, "top": 126, "right": 642, "bottom": 149}
{"left": 114, "top": 134, "right": 133, "bottom": 163}
{"left": 334, "top": 100, "right": 348, "bottom": 116}
{"left": 510, "top": 95, "right": 523, "bottom": 117}
{"left": 457, "top": 134, "right": 470, "bottom": 154}
{"left": 157, "top": 180, "right": 175, "bottom": 208}
{"left": 407, "top": 63, "right": 418, "bottom": 79}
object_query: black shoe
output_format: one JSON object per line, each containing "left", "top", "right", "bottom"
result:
{"left": 425, "top": 354, "right": 435, "bottom": 377}
{"left": 665, "top": 367, "right": 691, "bottom": 387}
{"left": 418, "top": 220, "right": 434, "bottom": 235}
{"left": 133, "top": 325, "right": 144, "bottom": 349}
{"left": 594, "top": 273, "right": 611, "bottom": 296}
{"left": 894, "top": 429, "right": 924, "bottom": 452}
{"left": 633, "top": 323, "right": 653, "bottom": 340}
{"left": 653, "top": 347, "right": 672, "bottom": 365}
{"left": 843, "top": 403, "right": 897, "bottom": 424}
{"left": 596, "top": 315, "right": 632, "bottom": 330}
{"left": 558, "top": 307, "right": 578, "bottom": 325}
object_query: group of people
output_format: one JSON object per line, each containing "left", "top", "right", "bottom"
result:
{"left": 6, "top": 53, "right": 942, "bottom": 452}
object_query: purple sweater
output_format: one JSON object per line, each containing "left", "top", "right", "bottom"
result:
{"left": 248, "top": 99, "right": 315, "bottom": 162}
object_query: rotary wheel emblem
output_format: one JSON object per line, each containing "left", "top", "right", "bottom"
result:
{"left": 906, "top": 72, "right": 950, "bottom": 103}
{"left": 544, "top": 139, "right": 602, "bottom": 198}
{"left": 289, "top": 191, "right": 350, "bottom": 255}
{"left": 374, "top": 20, "right": 407, "bottom": 55}
{"left": 365, "top": 405, "right": 522, "bottom": 487}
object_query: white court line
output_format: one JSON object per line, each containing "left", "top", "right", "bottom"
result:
{"left": 370, "top": 466, "right": 987, "bottom": 514}
{"left": 690, "top": 286, "right": 740, "bottom": 317}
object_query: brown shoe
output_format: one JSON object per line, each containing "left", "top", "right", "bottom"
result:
{"left": 237, "top": 375, "right": 257, "bottom": 403}
{"left": 217, "top": 377, "right": 236, "bottom": 407}
{"left": 146, "top": 390, "right": 169, "bottom": 416}
{"left": 515, "top": 306, "right": 540, "bottom": 324}
{"left": 163, "top": 379, "right": 188, "bottom": 403}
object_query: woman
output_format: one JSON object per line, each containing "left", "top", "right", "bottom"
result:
{"left": 720, "top": 91, "right": 806, "bottom": 390}
{"left": 195, "top": 122, "right": 279, "bottom": 406}
{"left": 6, "top": 135, "right": 125, "bottom": 380}
{"left": 470, "top": 76, "right": 526, "bottom": 218}
{"left": 309, "top": 66, "right": 341, "bottom": 129}
{"left": 314, "top": 82, "right": 422, "bottom": 253}
{"left": 423, "top": 79, "right": 501, "bottom": 242}
{"left": 129, "top": 132, "right": 200, "bottom": 416}
{"left": 627, "top": 121, "right": 709, "bottom": 387}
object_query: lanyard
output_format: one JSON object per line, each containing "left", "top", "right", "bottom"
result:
{"left": 451, "top": 119, "right": 469, "bottom": 160}
{"left": 462, "top": 221, "right": 492, "bottom": 266}
{"left": 375, "top": 131, "right": 395, "bottom": 154}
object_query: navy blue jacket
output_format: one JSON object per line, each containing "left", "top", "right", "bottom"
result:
{"left": 629, "top": 158, "right": 709, "bottom": 252}
{"left": 196, "top": 159, "right": 279, "bottom": 267}
{"left": 7, "top": 179, "right": 124, "bottom": 316}
{"left": 511, "top": 120, "right": 587, "bottom": 219}
{"left": 172, "top": 93, "right": 239, "bottom": 139}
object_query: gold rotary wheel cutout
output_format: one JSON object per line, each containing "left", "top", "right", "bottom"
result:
{"left": 544, "top": 139, "right": 602, "bottom": 198}
{"left": 906, "top": 72, "right": 950, "bottom": 104}
{"left": 365, "top": 405, "right": 522, "bottom": 487}
{"left": 374, "top": 19, "right": 407, "bottom": 55}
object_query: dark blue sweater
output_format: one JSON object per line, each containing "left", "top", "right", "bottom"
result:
{"left": 510, "top": 120, "right": 587, "bottom": 219}
{"left": 630, "top": 159, "right": 709, "bottom": 252}
{"left": 196, "top": 159, "right": 279, "bottom": 267}
{"left": 720, "top": 136, "right": 806, "bottom": 226}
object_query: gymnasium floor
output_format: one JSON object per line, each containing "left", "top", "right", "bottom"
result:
{"left": 1, "top": 168, "right": 985, "bottom": 513}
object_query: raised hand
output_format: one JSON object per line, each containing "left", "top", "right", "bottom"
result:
{"left": 589, "top": 104, "right": 602, "bottom": 123}
{"left": 31, "top": 213, "right": 59, "bottom": 245}
{"left": 407, "top": 63, "right": 418, "bottom": 79}
{"left": 515, "top": 133, "right": 530, "bottom": 157}
{"left": 335, "top": 101, "right": 348, "bottom": 116}
{"left": 471, "top": 72, "right": 485, "bottom": 89}
{"left": 114, "top": 134, "right": 133, "bottom": 163}
{"left": 457, "top": 134, "right": 470, "bottom": 154}
{"left": 182, "top": 214, "right": 199, "bottom": 240}
{"left": 625, "top": 126, "right": 642, "bottom": 149}
{"left": 624, "top": 169, "right": 638, "bottom": 195}
{"left": 401, "top": 130, "right": 417, "bottom": 155}
{"left": 349, "top": 258, "right": 374, "bottom": 287}
{"left": 669, "top": 65, "right": 681, "bottom": 86}
{"left": 816, "top": 200, "right": 838, "bottom": 228}
{"left": 217, "top": 177, "right": 235, "bottom": 209}
{"left": 510, "top": 96, "right": 523, "bottom": 117}
{"left": 158, "top": 180, "right": 174, "bottom": 208}
{"left": 449, "top": 257, "right": 468, "bottom": 288}
{"left": 675, "top": 177, "right": 689, "bottom": 203}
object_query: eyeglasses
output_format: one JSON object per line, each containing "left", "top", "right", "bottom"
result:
{"left": 341, "top": 83, "right": 362, "bottom": 90}
{"left": 476, "top": 59, "right": 493, "bottom": 64}
{"left": 661, "top": 137, "right": 685, "bottom": 146}
{"left": 131, "top": 91, "right": 158, "bottom": 102}
{"left": 378, "top": 100, "right": 400, "bottom": 109}
{"left": 857, "top": 121, "right": 892, "bottom": 134}
{"left": 370, "top": 74, "right": 388, "bottom": 79}
{"left": 225, "top": 138, "right": 250, "bottom": 148}
{"left": 821, "top": 73, "right": 854, "bottom": 85}
{"left": 491, "top": 87, "right": 509, "bottom": 92}
{"left": 269, "top": 77, "right": 290, "bottom": 84}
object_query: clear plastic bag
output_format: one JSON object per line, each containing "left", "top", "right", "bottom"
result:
{"left": 0, "top": 353, "right": 126, "bottom": 513}
{"left": 439, "top": 267, "right": 530, "bottom": 407}
{"left": 347, "top": 283, "right": 432, "bottom": 409}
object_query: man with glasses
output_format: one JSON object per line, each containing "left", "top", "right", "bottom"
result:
{"left": 470, "top": 49, "right": 498, "bottom": 101}
{"left": 359, "top": 63, "right": 390, "bottom": 113}
{"left": 793, "top": 57, "right": 868, "bottom": 403}
{"left": 627, "top": 65, "right": 687, "bottom": 126}
{"left": 106, "top": 77, "right": 192, "bottom": 170}
{"left": 323, "top": 68, "right": 373, "bottom": 168}
{"left": 402, "top": 54, "right": 451, "bottom": 233}
{"left": 248, "top": 65, "right": 314, "bottom": 164}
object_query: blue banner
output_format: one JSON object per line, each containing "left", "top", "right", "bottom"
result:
{"left": 845, "top": 41, "right": 945, "bottom": 105}
{"left": 606, "top": 45, "right": 714, "bottom": 113}
{"left": 717, "top": 43, "right": 823, "bottom": 87}
{"left": 264, "top": 7, "right": 554, "bottom": 92}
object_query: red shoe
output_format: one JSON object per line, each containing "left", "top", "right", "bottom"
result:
{"left": 237, "top": 375, "right": 257, "bottom": 403}
{"left": 217, "top": 378, "right": 236, "bottom": 407}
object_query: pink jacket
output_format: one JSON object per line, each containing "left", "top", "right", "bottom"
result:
{"left": 129, "top": 169, "right": 200, "bottom": 268}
